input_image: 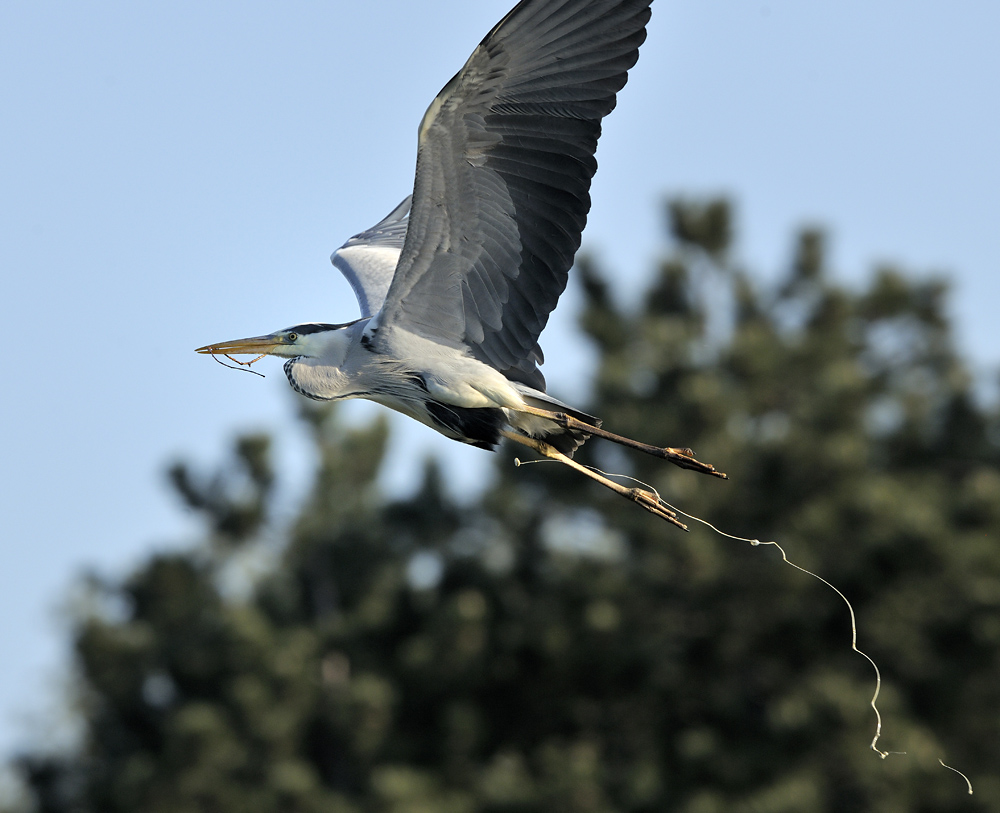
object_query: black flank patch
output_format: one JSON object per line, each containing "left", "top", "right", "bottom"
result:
{"left": 426, "top": 402, "right": 505, "bottom": 451}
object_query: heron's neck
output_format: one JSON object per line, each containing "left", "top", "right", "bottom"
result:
{"left": 284, "top": 327, "right": 361, "bottom": 401}
{"left": 311, "top": 327, "right": 355, "bottom": 366}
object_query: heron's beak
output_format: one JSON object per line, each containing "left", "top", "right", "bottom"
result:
{"left": 195, "top": 334, "right": 285, "bottom": 356}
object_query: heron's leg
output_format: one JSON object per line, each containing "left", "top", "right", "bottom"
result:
{"left": 517, "top": 407, "right": 727, "bottom": 480}
{"left": 501, "top": 431, "right": 688, "bottom": 530}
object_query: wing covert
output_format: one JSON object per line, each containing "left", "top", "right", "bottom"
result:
{"left": 331, "top": 196, "right": 411, "bottom": 317}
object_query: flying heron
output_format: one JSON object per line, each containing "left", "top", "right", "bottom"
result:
{"left": 197, "top": 0, "right": 726, "bottom": 528}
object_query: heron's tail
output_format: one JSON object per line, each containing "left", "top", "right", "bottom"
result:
{"left": 509, "top": 387, "right": 601, "bottom": 457}
{"left": 543, "top": 410, "right": 601, "bottom": 456}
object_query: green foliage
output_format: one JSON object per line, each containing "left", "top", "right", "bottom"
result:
{"left": 8, "top": 199, "right": 1000, "bottom": 812}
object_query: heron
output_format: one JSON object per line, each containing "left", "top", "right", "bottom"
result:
{"left": 197, "top": 0, "right": 726, "bottom": 528}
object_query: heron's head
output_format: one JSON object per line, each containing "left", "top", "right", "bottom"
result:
{"left": 195, "top": 322, "right": 356, "bottom": 361}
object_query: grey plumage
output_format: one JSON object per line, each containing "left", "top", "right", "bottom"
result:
{"left": 374, "top": 0, "right": 653, "bottom": 390}
{"left": 198, "top": 0, "right": 728, "bottom": 529}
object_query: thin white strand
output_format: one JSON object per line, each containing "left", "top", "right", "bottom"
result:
{"left": 669, "top": 506, "right": 897, "bottom": 759}
{"left": 938, "top": 759, "right": 974, "bottom": 795}
{"left": 580, "top": 461, "right": 896, "bottom": 758}
{"left": 511, "top": 457, "right": 973, "bottom": 794}
{"left": 664, "top": 502, "right": 978, "bottom": 792}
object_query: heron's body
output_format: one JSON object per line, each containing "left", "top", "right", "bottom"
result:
{"left": 198, "top": 0, "right": 725, "bottom": 527}
{"left": 281, "top": 318, "right": 597, "bottom": 452}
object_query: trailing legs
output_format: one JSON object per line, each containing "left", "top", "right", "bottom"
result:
{"left": 501, "top": 430, "right": 689, "bottom": 530}
{"left": 518, "top": 405, "right": 727, "bottom": 480}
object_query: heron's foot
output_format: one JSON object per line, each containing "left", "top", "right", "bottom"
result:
{"left": 659, "top": 446, "right": 728, "bottom": 479}
{"left": 628, "top": 487, "right": 688, "bottom": 530}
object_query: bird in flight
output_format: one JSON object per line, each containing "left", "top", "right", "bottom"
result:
{"left": 197, "top": 0, "right": 725, "bottom": 528}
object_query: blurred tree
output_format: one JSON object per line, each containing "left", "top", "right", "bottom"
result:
{"left": 7, "top": 199, "right": 1000, "bottom": 813}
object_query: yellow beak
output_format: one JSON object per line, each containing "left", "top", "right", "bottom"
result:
{"left": 195, "top": 334, "right": 284, "bottom": 356}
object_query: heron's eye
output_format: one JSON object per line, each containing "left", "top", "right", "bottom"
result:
{"left": 287, "top": 332, "right": 298, "bottom": 342}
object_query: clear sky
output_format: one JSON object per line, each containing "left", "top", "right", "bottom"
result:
{"left": 2, "top": 0, "right": 999, "bottom": 766}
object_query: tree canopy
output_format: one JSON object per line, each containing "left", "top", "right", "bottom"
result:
{"left": 8, "top": 199, "right": 1000, "bottom": 812}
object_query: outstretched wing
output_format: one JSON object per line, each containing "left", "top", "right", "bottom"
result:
{"left": 331, "top": 196, "right": 411, "bottom": 318}
{"left": 373, "top": 0, "right": 652, "bottom": 389}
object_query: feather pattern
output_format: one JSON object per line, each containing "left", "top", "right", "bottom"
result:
{"left": 372, "top": 0, "right": 653, "bottom": 390}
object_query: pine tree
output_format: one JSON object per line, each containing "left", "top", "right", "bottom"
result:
{"left": 8, "top": 199, "right": 1000, "bottom": 812}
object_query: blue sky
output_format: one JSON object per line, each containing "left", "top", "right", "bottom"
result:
{"left": 2, "top": 0, "right": 999, "bottom": 766}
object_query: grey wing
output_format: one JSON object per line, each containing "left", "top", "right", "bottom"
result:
{"left": 374, "top": 0, "right": 652, "bottom": 390}
{"left": 331, "top": 196, "right": 411, "bottom": 317}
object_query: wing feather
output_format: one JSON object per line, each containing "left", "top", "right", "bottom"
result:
{"left": 374, "top": 0, "right": 652, "bottom": 390}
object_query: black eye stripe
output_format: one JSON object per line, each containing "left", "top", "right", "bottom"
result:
{"left": 284, "top": 319, "right": 363, "bottom": 336}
